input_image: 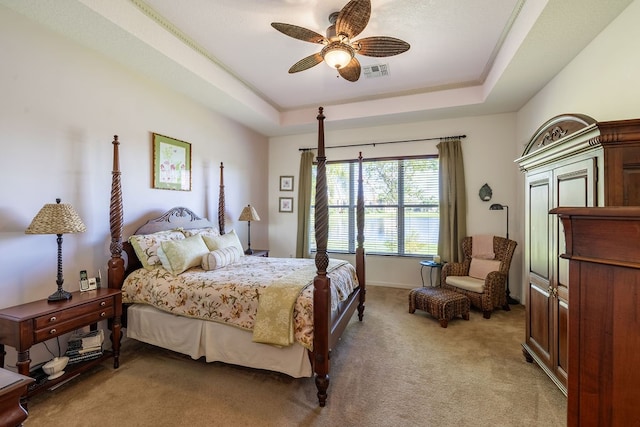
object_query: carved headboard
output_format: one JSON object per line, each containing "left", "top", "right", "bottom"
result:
{"left": 118, "top": 162, "right": 227, "bottom": 278}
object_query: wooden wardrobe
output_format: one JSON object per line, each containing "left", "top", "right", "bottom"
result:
{"left": 515, "top": 113, "right": 640, "bottom": 395}
{"left": 552, "top": 207, "right": 640, "bottom": 426}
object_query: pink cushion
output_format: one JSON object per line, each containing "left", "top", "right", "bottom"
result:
{"left": 468, "top": 258, "right": 501, "bottom": 280}
{"left": 472, "top": 235, "right": 495, "bottom": 259}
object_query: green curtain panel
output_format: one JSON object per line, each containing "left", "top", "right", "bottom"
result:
{"left": 437, "top": 138, "right": 467, "bottom": 263}
{"left": 296, "top": 150, "right": 314, "bottom": 258}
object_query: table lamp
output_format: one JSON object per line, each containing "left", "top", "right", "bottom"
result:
{"left": 238, "top": 205, "right": 260, "bottom": 255}
{"left": 25, "top": 198, "right": 87, "bottom": 302}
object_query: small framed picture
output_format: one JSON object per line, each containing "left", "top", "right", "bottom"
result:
{"left": 279, "top": 197, "right": 293, "bottom": 213}
{"left": 279, "top": 176, "right": 294, "bottom": 191}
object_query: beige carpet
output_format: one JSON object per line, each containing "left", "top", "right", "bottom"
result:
{"left": 25, "top": 286, "right": 566, "bottom": 427}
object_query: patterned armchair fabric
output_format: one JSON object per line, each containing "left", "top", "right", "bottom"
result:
{"left": 441, "top": 236, "right": 517, "bottom": 319}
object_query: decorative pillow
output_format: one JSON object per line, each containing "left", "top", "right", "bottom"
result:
{"left": 156, "top": 234, "right": 210, "bottom": 275}
{"left": 472, "top": 234, "right": 495, "bottom": 259}
{"left": 128, "top": 230, "right": 185, "bottom": 270}
{"left": 201, "top": 246, "right": 242, "bottom": 271}
{"left": 468, "top": 258, "right": 502, "bottom": 280}
{"left": 181, "top": 227, "right": 220, "bottom": 239}
{"left": 202, "top": 229, "right": 244, "bottom": 256}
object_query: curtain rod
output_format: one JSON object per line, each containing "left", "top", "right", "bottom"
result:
{"left": 298, "top": 134, "right": 466, "bottom": 151}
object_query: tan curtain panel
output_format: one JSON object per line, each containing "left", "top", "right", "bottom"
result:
{"left": 295, "top": 150, "right": 314, "bottom": 258}
{"left": 437, "top": 138, "right": 467, "bottom": 263}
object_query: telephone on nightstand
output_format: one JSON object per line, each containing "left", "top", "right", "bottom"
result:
{"left": 79, "top": 270, "right": 99, "bottom": 292}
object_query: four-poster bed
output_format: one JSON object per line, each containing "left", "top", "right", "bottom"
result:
{"left": 107, "top": 107, "right": 366, "bottom": 406}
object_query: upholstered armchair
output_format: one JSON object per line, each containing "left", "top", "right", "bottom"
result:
{"left": 441, "top": 236, "right": 517, "bottom": 319}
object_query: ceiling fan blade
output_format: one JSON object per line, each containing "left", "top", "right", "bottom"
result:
{"left": 338, "top": 57, "right": 361, "bottom": 82}
{"left": 354, "top": 36, "right": 411, "bottom": 57}
{"left": 271, "top": 22, "right": 327, "bottom": 44}
{"left": 336, "top": 0, "right": 371, "bottom": 39}
{"left": 288, "top": 52, "right": 324, "bottom": 73}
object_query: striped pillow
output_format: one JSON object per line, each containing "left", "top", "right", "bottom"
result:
{"left": 201, "top": 246, "right": 242, "bottom": 271}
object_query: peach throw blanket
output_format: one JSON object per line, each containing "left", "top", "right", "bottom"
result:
{"left": 472, "top": 235, "right": 495, "bottom": 259}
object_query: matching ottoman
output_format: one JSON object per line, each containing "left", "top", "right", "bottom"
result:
{"left": 409, "top": 287, "right": 470, "bottom": 328}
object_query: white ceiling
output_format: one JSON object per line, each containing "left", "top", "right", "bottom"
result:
{"left": 2, "top": 0, "right": 633, "bottom": 136}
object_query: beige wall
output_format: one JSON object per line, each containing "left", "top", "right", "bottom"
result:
{"left": 0, "top": 7, "right": 268, "bottom": 367}
{"left": 514, "top": 0, "right": 640, "bottom": 302}
{"left": 516, "top": 0, "right": 640, "bottom": 143}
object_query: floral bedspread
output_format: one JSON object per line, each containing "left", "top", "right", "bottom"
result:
{"left": 121, "top": 256, "right": 359, "bottom": 350}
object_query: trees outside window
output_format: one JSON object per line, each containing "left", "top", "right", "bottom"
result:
{"left": 310, "top": 156, "right": 439, "bottom": 256}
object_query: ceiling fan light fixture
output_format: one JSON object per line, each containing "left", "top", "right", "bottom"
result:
{"left": 272, "top": 0, "right": 409, "bottom": 81}
{"left": 322, "top": 43, "right": 353, "bottom": 69}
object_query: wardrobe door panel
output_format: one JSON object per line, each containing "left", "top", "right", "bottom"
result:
{"left": 524, "top": 171, "right": 553, "bottom": 368}
{"left": 552, "top": 158, "right": 596, "bottom": 388}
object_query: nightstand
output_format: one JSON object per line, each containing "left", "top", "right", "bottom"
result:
{"left": 247, "top": 249, "right": 269, "bottom": 257}
{"left": 0, "top": 288, "right": 121, "bottom": 403}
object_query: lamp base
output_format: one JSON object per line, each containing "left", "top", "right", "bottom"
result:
{"left": 48, "top": 288, "right": 72, "bottom": 302}
{"left": 244, "top": 248, "right": 253, "bottom": 255}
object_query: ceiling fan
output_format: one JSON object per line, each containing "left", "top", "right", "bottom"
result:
{"left": 271, "top": 0, "right": 410, "bottom": 82}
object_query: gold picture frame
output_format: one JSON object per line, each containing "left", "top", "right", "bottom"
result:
{"left": 152, "top": 133, "right": 192, "bottom": 191}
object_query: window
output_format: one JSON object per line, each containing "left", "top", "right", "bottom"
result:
{"left": 310, "top": 156, "right": 439, "bottom": 256}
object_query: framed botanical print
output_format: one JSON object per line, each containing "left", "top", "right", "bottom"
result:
{"left": 279, "top": 197, "right": 293, "bottom": 213}
{"left": 152, "top": 133, "right": 191, "bottom": 191}
{"left": 279, "top": 176, "right": 294, "bottom": 191}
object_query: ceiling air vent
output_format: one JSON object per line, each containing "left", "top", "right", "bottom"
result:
{"left": 363, "top": 64, "right": 390, "bottom": 79}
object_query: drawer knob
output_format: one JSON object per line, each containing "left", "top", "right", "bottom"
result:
{"left": 100, "top": 312, "right": 106, "bottom": 317}
{"left": 100, "top": 301, "right": 106, "bottom": 307}
{"left": 49, "top": 316, "right": 57, "bottom": 322}
{"left": 49, "top": 328, "right": 57, "bottom": 334}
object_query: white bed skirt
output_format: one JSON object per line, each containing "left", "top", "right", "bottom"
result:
{"left": 126, "top": 304, "right": 313, "bottom": 378}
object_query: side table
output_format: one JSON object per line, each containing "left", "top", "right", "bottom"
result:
{"left": 0, "top": 368, "right": 33, "bottom": 427}
{"left": 420, "top": 260, "right": 443, "bottom": 287}
{"left": 0, "top": 288, "right": 121, "bottom": 405}
{"left": 247, "top": 249, "right": 269, "bottom": 257}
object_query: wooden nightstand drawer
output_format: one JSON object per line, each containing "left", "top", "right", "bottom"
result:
{"left": 33, "top": 297, "right": 113, "bottom": 330}
{"left": 0, "top": 288, "right": 122, "bottom": 402}
{"left": 34, "top": 306, "right": 115, "bottom": 341}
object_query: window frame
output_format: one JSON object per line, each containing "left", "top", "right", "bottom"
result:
{"left": 310, "top": 154, "right": 439, "bottom": 257}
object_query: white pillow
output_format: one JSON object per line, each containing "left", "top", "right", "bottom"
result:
{"left": 156, "top": 234, "right": 209, "bottom": 275}
{"left": 201, "top": 246, "right": 242, "bottom": 271}
{"left": 128, "top": 230, "right": 185, "bottom": 270}
{"left": 202, "top": 229, "right": 244, "bottom": 256}
{"left": 468, "top": 258, "right": 502, "bottom": 280}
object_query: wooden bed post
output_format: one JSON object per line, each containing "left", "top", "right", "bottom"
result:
{"left": 108, "top": 135, "right": 125, "bottom": 290}
{"left": 356, "top": 152, "right": 366, "bottom": 320}
{"left": 313, "top": 107, "right": 331, "bottom": 407}
{"left": 218, "top": 162, "right": 225, "bottom": 235}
